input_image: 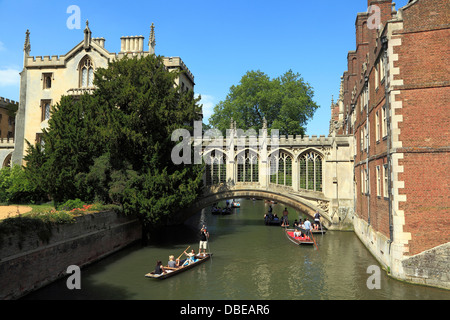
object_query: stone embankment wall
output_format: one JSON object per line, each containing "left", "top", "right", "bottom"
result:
{"left": 0, "top": 211, "right": 141, "bottom": 300}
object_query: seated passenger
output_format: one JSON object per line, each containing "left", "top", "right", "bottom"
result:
{"left": 154, "top": 260, "right": 166, "bottom": 275}
{"left": 168, "top": 255, "right": 178, "bottom": 268}
{"left": 183, "top": 249, "right": 197, "bottom": 266}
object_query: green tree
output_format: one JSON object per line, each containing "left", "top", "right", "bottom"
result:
{"left": 0, "top": 165, "right": 46, "bottom": 204}
{"left": 25, "top": 54, "right": 204, "bottom": 230}
{"left": 209, "top": 70, "right": 319, "bottom": 136}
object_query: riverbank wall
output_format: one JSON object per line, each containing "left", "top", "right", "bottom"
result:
{"left": 0, "top": 210, "right": 142, "bottom": 300}
{"left": 353, "top": 215, "right": 450, "bottom": 291}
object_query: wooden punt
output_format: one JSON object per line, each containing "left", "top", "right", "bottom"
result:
{"left": 285, "top": 229, "right": 314, "bottom": 245}
{"left": 264, "top": 218, "right": 281, "bottom": 226}
{"left": 298, "top": 227, "right": 327, "bottom": 234}
{"left": 145, "top": 253, "right": 212, "bottom": 279}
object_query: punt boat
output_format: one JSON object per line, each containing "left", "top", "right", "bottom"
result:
{"left": 285, "top": 229, "right": 314, "bottom": 245}
{"left": 145, "top": 253, "right": 212, "bottom": 279}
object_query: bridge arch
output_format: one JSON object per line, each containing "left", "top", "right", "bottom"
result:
{"left": 296, "top": 147, "right": 324, "bottom": 161}
{"left": 235, "top": 147, "right": 260, "bottom": 158}
{"left": 168, "top": 185, "right": 333, "bottom": 229}
{"left": 268, "top": 147, "right": 295, "bottom": 159}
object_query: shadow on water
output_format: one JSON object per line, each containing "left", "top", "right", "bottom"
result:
{"left": 149, "top": 224, "right": 199, "bottom": 247}
{"left": 22, "top": 241, "right": 144, "bottom": 300}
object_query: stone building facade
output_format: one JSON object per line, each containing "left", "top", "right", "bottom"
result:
{"left": 330, "top": 0, "right": 449, "bottom": 289}
{"left": 0, "top": 97, "right": 17, "bottom": 167}
{"left": 11, "top": 22, "right": 196, "bottom": 167}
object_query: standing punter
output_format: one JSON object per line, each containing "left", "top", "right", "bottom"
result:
{"left": 199, "top": 225, "right": 209, "bottom": 255}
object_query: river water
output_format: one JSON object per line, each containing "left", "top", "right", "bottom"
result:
{"left": 23, "top": 199, "right": 449, "bottom": 300}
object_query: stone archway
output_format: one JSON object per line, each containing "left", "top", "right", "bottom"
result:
{"left": 167, "top": 185, "right": 333, "bottom": 229}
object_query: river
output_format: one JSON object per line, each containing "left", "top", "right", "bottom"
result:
{"left": 23, "top": 199, "right": 449, "bottom": 300}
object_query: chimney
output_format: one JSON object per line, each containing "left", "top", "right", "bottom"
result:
{"left": 93, "top": 37, "right": 105, "bottom": 48}
{"left": 120, "top": 35, "right": 145, "bottom": 53}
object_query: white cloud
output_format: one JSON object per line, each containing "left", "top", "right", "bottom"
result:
{"left": 0, "top": 68, "right": 20, "bottom": 87}
{"left": 196, "top": 94, "right": 216, "bottom": 124}
{"left": 0, "top": 41, "right": 5, "bottom": 51}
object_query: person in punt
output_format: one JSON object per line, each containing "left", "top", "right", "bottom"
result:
{"left": 294, "top": 229, "right": 302, "bottom": 238}
{"left": 154, "top": 260, "right": 166, "bottom": 275}
{"left": 167, "top": 255, "right": 179, "bottom": 268}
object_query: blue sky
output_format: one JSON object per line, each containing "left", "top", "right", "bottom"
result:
{"left": 0, "top": 0, "right": 408, "bottom": 136}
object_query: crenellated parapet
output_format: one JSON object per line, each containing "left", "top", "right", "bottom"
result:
{"left": 0, "top": 97, "right": 19, "bottom": 106}
{"left": 0, "top": 138, "right": 14, "bottom": 148}
{"left": 163, "top": 57, "right": 195, "bottom": 83}
{"left": 200, "top": 134, "right": 351, "bottom": 149}
{"left": 25, "top": 55, "right": 65, "bottom": 67}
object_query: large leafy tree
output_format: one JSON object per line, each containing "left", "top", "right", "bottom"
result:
{"left": 25, "top": 54, "right": 204, "bottom": 229}
{"left": 209, "top": 70, "right": 319, "bottom": 136}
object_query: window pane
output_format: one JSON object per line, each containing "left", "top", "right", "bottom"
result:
{"left": 299, "top": 158, "right": 306, "bottom": 189}
{"left": 45, "top": 103, "right": 50, "bottom": 120}
{"left": 252, "top": 162, "right": 259, "bottom": 182}
{"left": 88, "top": 67, "right": 94, "bottom": 87}
{"left": 285, "top": 157, "right": 292, "bottom": 186}
{"left": 206, "top": 164, "right": 212, "bottom": 185}
{"left": 238, "top": 167, "right": 243, "bottom": 182}
{"left": 315, "top": 157, "right": 322, "bottom": 191}
{"left": 82, "top": 68, "right": 87, "bottom": 87}
{"left": 277, "top": 157, "right": 284, "bottom": 185}
{"left": 245, "top": 158, "right": 251, "bottom": 182}
{"left": 307, "top": 158, "right": 314, "bottom": 190}
{"left": 220, "top": 156, "right": 226, "bottom": 183}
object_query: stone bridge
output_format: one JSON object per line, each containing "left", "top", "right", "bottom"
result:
{"left": 170, "top": 125, "right": 355, "bottom": 230}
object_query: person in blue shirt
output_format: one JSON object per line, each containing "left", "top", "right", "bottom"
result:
{"left": 303, "top": 218, "right": 312, "bottom": 238}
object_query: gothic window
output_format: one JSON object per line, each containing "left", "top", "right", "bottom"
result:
{"left": 43, "top": 73, "right": 52, "bottom": 89}
{"left": 237, "top": 150, "right": 259, "bottom": 183}
{"left": 269, "top": 152, "right": 292, "bottom": 187}
{"left": 41, "top": 100, "right": 51, "bottom": 121}
{"left": 299, "top": 151, "right": 323, "bottom": 192}
{"left": 205, "top": 151, "right": 226, "bottom": 185}
{"left": 79, "top": 56, "right": 94, "bottom": 88}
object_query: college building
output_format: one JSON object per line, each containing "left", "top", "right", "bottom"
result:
{"left": 330, "top": 0, "right": 449, "bottom": 289}
{"left": 0, "top": 97, "right": 17, "bottom": 167}
{"left": 10, "top": 21, "right": 196, "bottom": 167}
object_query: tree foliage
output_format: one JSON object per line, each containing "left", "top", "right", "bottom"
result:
{"left": 209, "top": 70, "right": 318, "bottom": 136}
{"left": 24, "top": 54, "right": 204, "bottom": 228}
{"left": 0, "top": 165, "right": 46, "bottom": 204}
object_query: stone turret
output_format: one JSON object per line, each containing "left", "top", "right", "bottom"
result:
{"left": 83, "top": 20, "right": 91, "bottom": 49}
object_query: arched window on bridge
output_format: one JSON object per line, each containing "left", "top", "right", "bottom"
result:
{"left": 205, "top": 151, "right": 227, "bottom": 185}
{"left": 299, "top": 151, "right": 323, "bottom": 192}
{"left": 237, "top": 150, "right": 259, "bottom": 183}
{"left": 269, "top": 152, "right": 292, "bottom": 187}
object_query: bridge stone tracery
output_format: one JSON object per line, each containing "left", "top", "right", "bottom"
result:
{"left": 172, "top": 125, "right": 355, "bottom": 230}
